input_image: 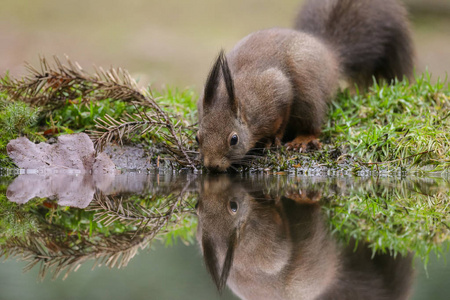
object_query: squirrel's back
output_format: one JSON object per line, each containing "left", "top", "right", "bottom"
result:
{"left": 197, "top": 0, "right": 416, "bottom": 171}
{"left": 295, "top": 0, "right": 415, "bottom": 87}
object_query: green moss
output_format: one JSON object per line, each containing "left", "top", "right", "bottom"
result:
{"left": 0, "top": 100, "right": 39, "bottom": 137}
{"left": 324, "top": 74, "right": 450, "bottom": 170}
{"left": 0, "top": 93, "right": 41, "bottom": 168}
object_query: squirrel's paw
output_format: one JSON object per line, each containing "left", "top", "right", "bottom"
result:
{"left": 285, "top": 135, "right": 321, "bottom": 152}
{"left": 285, "top": 190, "right": 322, "bottom": 204}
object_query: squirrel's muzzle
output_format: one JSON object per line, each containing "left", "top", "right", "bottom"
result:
{"left": 203, "top": 157, "right": 230, "bottom": 173}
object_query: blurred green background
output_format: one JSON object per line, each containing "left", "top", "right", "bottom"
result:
{"left": 0, "top": 0, "right": 449, "bottom": 91}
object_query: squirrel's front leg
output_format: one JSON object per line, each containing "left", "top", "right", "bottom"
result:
{"left": 266, "top": 104, "right": 291, "bottom": 148}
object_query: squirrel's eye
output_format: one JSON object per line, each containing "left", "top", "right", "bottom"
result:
{"left": 229, "top": 201, "right": 238, "bottom": 214}
{"left": 230, "top": 134, "right": 238, "bottom": 146}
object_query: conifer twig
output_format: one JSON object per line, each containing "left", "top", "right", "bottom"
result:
{"left": 0, "top": 56, "right": 198, "bottom": 169}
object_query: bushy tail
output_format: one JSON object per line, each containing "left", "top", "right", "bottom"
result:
{"left": 295, "top": 0, "right": 415, "bottom": 87}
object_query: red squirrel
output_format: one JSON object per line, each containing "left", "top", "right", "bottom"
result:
{"left": 197, "top": 0, "right": 415, "bottom": 172}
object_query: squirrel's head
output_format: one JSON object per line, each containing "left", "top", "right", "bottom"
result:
{"left": 197, "top": 52, "right": 251, "bottom": 172}
{"left": 195, "top": 176, "right": 278, "bottom": 293}
{"left": 196, "top": 176, "right": 336, "bottom": 296}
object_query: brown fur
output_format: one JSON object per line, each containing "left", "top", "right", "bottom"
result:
{"left": 295, "top": 0, "right": 415, "bottom": 88}
{"left": 196, "top": 176, "right": 414, "bottom": 299}
{"left": 197, "top": 0, "right": 415, "bottom": 172}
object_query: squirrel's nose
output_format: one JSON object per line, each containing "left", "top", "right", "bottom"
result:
{"left": 203, "top": 158, "right": 228, "bottom": 172}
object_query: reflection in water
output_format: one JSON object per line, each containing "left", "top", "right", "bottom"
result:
{"left": 7, "top": 172, "right": 101, "bottom": 208}
{"left": 0, "top": 174, "right": 197, "bottom": 279}
{"left": 196, "top": 176, "right": 414, "bottom": 299}
{"left": 6, "top": 171, "right": 186, "bottom": 208}
{"left": 1, "top": 173, "right": 449, "bottom": 298}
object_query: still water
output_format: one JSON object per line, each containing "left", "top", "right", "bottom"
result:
{"left": 0, "top": 172, "right": 450, "bottom": 300}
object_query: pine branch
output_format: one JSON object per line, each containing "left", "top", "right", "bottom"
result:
{"left": 0, "top": 55, "right": 199, "bottom": 169}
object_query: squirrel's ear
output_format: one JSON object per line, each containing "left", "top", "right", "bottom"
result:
{"left": 201, "top": 228, "right": 238, "bottom": 293}
{"left": 202, "top": 235, "right": 221, "bottom": 291}
{"left": 203, "top": 51, "right": 223, "bottom": 109}
{"left": 221, "top": 55, "right": 238, "bottom": 116}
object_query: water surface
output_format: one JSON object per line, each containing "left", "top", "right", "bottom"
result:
{"left": 1, "top": 171, "right": 449, "bottom": 299}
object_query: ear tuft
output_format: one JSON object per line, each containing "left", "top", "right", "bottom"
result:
{"left": 203, "top": 51, "right": 238, "bottom": 115}
{"left": 202, "top": 236, "right": 222, "bottom": 292}
{"left": 203, "top": 51, "right": 224, "bottom": 108}
{"left": 221, "top": 55, "right": 236, "bottom": 106}
{"left": 201, "top": 229, "right": 238, "bottom": 293}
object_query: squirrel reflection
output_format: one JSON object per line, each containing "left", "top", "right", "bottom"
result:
{"left": 196, "top": 176, "right": 413, "bottom": 300}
